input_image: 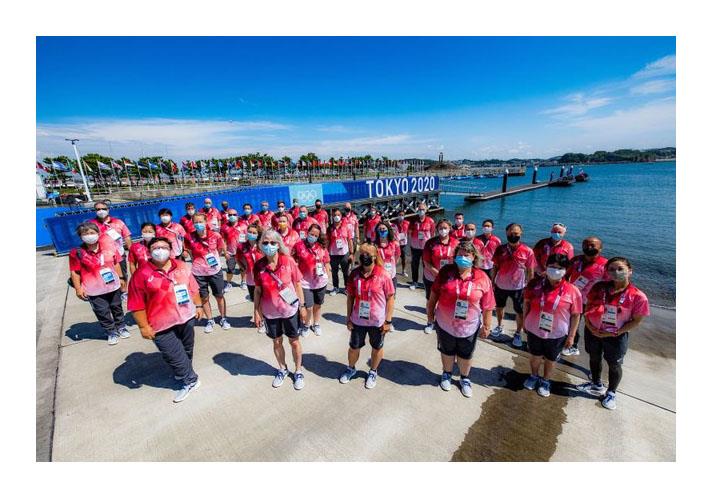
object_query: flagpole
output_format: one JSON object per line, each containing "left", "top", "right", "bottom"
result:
{"left": 65, "top": 139, "right": 92, "bottom": 202}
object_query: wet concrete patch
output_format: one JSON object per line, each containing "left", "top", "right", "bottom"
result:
{"left": 451, "top": 356, "right": 571, "bottom": 462}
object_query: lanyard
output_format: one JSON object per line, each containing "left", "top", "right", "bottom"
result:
{"left": 356, "top": 273, "right": 374, "bottom": 300}
{"left": 605, "top": 285, "right": 629, "bottom": 307}
{"left": 540, "top": 283, "right": 566, "bottom": 313}
{"left": 307, "top": 243, "right": 322, "bottom": 260}
{"left": 438, "top": 242, "right": 451, "bottom": 259}
{"left": 265, "top": 264, "right": 285, "bottom": 289}
{"left": 455, "top": 278, "right": 473, "bottom": 300}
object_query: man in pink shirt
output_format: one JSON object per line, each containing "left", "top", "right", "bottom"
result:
{"left": 88, "top": 200, "right": 132, "bottom": 297}
{"left": 408, "top": 202, "right": 436, "bottom": 290}
{"left": 292, "top": 206, "right": 319, "bottom": 241}
{"left": 311, "top": 199, "right": 330, "bottom": 232}
{"left": 342, "top": 202, "right": 360, "bottom": 246}
{"left": 156, "top": 208, "right": 187, "bottom": 259}
{"left": 362, "top": 204, "right": 382, "bottom": 243}
{"left": 491, "top": 223, "right": 537, "bottom": 347}
{"left": 200, "top": 197, "right": 222, "bottom": 233}
{"left": 533, "top": 222, "right": 575, "bottom": 276}
{"left": 476, "top": 219, "right": 501, "bottom": 280}
{"left": 257, "top": 201, "right": 275, "bottom": 228}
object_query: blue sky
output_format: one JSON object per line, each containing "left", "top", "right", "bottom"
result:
{"left": 36, "top": 37, "right": 675, "bottom": 160}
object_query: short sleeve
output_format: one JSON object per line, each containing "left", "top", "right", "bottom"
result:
{"left": 253, "top": 263, "right": 263, "bottom": 287}
{"left": 633, "top": 291, "right": 651, "bottom": 317}
{"left": 69, "top": 249, "right": 81, "bottom": 272}
{"left": 126, "top": 272, "right": 147, "bottom": 312}
{"left": 128, "top": 247, "right": 136, "bottom": 265}
{"left": 571, "top": 285, "right": 583, "bottom": 314}
{"left": 322, "top": 249, "right": 330, "bottom": 264}
{"left": 120, "top": 221, "right": 131, "bottom": 238}
{"left": 188, "top": 273, "right": 200, "bottom": 296}
{"left": 566, "top": 243, "right": 574, "bottom": 259}
{"left": 383, "top": 274, "right": 395, "bottom": 297}
{"left": 291, "top": 257, "right": 303, "bottom": 283}
{"left": 526, "top": 249, "right": 537, "bottom": 269}
{"left": 480, "top": 278, "right": 495, "bottom": 310}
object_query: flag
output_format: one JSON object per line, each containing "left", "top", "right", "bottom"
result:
{"left": 36, "top": 161, "right": 48, "bottom": 172}
{"left": 111, "top": 161, "right": 123, "bottom": 170}
{"left": 51, "top": 160, "right": 70, "bottom": 172}
{"left": 96, "top": 160, "right": 112, "bottom": 171}
{"left": 171, "top": 160, "right": 178, "bottom": 174}
{"left": 147, "top": 161, "right": 159, "bottom": 170}
{"left": 123, "top": 159, "right": 136, "bottom": 169}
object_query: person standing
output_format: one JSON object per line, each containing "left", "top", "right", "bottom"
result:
{"left": 374, "top": 222, "right": 401, "bottom": 294}
{"left": 275, "top": 213, "right": 301, "bottom": 251}
{"left": 156, "top": 208, "right": 187, "bottom": 260}
{"left": 69, "top": 222, "right": 128, "bottom": 345}
{"left": 201, "top": 197, "right": 222, "bottom": 232}
{"left": 522, "top": 254, "right": 582, "bottom": 397}
{"left": 311, "top": 199, "right": 329, "bottom": 232}
{"left": 289, "top": 198, "right": 301, "bottom": 221}
{"left": 240, "top": 203, "right": 260, "bottom": 226}
{"left": 562, "top": 236, "right": 608, "bottom": 356}
{"left": 271, "top": 200, "right": 293, "bottom": 229}
{"left": 220, "top": 208, "right": 246, "bottom": 290}
{"left": 476, "top": 219, "right": 501, "bottom": 280}
{"left": 292, "top": 206, "right": 318, "bottom": 241}
{"left": 253, "top": 229, "right": 308, "bottom": 390}
{"left": 179, "top": 202, "right": 197, "bottom": 234}
{"left": 185, "top": 213, "right": 231, "bottom": 333}
{"left": 451, "top": 212, "right": 466, "bottom": 239}
{"left": 87, "top": 200, "right": 132, "bottom": 299}
{"left": 576, "top": 257, "right": 650, "bottom": 410}
{"left": 422, "top": 219, "right": 459, "bottom": 333}
{"left": 490, "top": 223, "right": 537, "bottom": 347}
{"left": 533, "top": 223, "right": 575, "bottom": 276}
{"left": 219, "top": 200, "right": 231, "bottom": 225}
{"left": 426, "top": 241, "right": 494, "bottom": 398}
{"left": 257, "top": 201, "right": 274, "bottom": 228}
{"left": 339, "top": 243, "right": 395, "bottom": 389}
{"left": 327, "top": 208, "right": 354, "bottom": 296}
{"left": 127, "top": 236, "right": 204, "bottom": 403}
{"left": 408, "top": 203, "right": 436, "bottom": 291}
{"left": 342, "top": 202, "right": 361, "bottom": 247}
{"left": 362, "top": 204, "right": 381, "bottom": 243}
{"left": 128, "top": 222, "right": 157, "bottom": 274}
{"left": 292, "top": 224, "right": 331, "bottom": 337}
{"left": 393, "top": 210, "right": 410, "bottom": 278}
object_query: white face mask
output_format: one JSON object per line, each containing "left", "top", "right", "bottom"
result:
{"left": 546, "top": 267, "right": 566, "bottom": 281}
{"left": 142, "top": 233, "right": 155, "bottom": 242}
{"left": 81, "top": 233, "right": 99, "bottom": 245}
{"left": 465, "top": 230, "right": 476, "bottom": 238}
{"left": 151, "top": 248, "right": 170, "bottom": 263}
{"left": 160, "top": 215, "right": 171, "bottom": 224}
{"left": 96, "top": 209, "right": 109, "bottom": 219}
{"left": 482, "top": 226, "right": 493, "bottom": 234}
{"left": 333, "top": 215, "right": 341, "bottom": 223}
{"left": 439, "top": 228, "right": 450, "bottom": 238}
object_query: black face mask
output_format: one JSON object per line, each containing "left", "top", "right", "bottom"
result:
{"left": 315, "top": 204, "right": 322, "bottom": 210}
{"left": 583, "top": 247, "right": 599, "bottom": 257}
{"left": 507, "top": 234, "right": 521, "bottom": 244}
{"left": 221, "top": 204, "right": 228, "bottom": 210}
{"left": 344, "top": 207, "right": 351, "bottom": 213}
{"left": 359, "top": 253, "right": 374, "bottom": 267}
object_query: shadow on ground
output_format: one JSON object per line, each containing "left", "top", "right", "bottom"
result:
{"left": 213, "top": 352, "right": 276, "bottom": 377}
{"left": 112, "top": 352, "right": 176, "bottom": 391}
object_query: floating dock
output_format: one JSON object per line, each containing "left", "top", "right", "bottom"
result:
{"left": 463, "top": 182, "right": 550, "bottom": 202}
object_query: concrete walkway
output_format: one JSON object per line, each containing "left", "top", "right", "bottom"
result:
{"left": 37, "top": 251, "right": 675, "bottom": 461}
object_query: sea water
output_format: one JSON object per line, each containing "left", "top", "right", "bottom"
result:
{"left": 440, "top": 161, "right": 676, "bottom": 307}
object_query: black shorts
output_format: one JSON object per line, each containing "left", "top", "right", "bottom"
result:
{"left": 526, "top": 331, "right": 566, "bottom": 362}
{"left": 265, "top": 313, "right": 300, "bottom": 339}
{"left": 303, "top": 286, "right": 327, "bottom": 308}
{"left": 349, "top": 325, "right": 385, "bottom": 350}
{"left": 194, "top": 273, "right": 225, "bottom": 298}
{"left": 493, "top": 285, "right": 524, "bottom": 313}
{"left": 436, "top": 323, "right": 477, "bottom": 360}
{"left": 225, "top": 255, "right": 240, "bottom": 275}
{"left": 584, "top": 327, "right": 629, "bottom": 365}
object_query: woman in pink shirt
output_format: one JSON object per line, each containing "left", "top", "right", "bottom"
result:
{"left": 253, "top": 229, "right": 308, "bottom": 390}
{"left": 576, "top": 257, "right": 650, "bottom": 410}
{"left": 292, "top": 223, "right": 331, "bottom": 337}
{"left": 128, "top": 222, "right": 157, "bottom": 275}
{"left": 522, "top": 254, "right": 582, "bottom": 397}
{"left": 236, "top": 223, "right": 264, "bottom": 302}
{"left": 427, "top": 241, "right": 494, "bottom": 398}
{"left": 393, "top": 210, "right": 410, "bottom": 277}
{"left": 373, "top": 221, "right": 401, "bottom": 293}
{"left": 327, "top": 208, "right": 355, "bottom": 296}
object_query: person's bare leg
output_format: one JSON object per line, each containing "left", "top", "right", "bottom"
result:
{"left": 370, "top": 347, "right": 384, "bottom": 371}
{"left": 289, "top": 337, "right": 302, "bottom": 371}
{"left": 441, "top": 353, "right": 455, "bottom": 372}
{"left": 202, "top": 296, "right": 213, "bottom": 320}
{"left": 515, "top": 312, "right": 524, "bottom": 333}
{"left": 216, "top": 296, "right": 226, "bottom": 319}
{"left": 313, "top": 304, "right": 322, "bottom": 326}
{"left": 530, "top": 355, "right": 543, "bottom": 377}
{"left": 458, "top": 357, "right": 473, "bottom": 377}
{"left": 273, "top": 337, "right": 287, "bottom": 370}
{"left": 496, "top": 307, "right": 504, "bottom": 327}
{"left": 542, "top": 359, "right": 556, "bottom": 380}
{"left": 348, "top": 347, "right": 360, "bottom": 368}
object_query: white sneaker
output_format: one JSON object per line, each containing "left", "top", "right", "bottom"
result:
{"left": 204, "top": 319, "right": 215, "bottom": 334}
{"left": 312, "top": 324, "right": 322, "bottom": 336}
{"left": 223, "top": 284, "right": 232, "bottom": 293}
{"left": 174, "top": 379, "right": 200, "bottom": 403}
{"left": 403, "top": 271, "right": 409, "bottom": 278}
{"left": 365, "top": 370, "right": 378, "bottom": 389}
{"left": 257, "top": 323, "right": 266, "bottom": 334}
{"left": 409, "top": 283, "right": 416, "bottom": 291}
{"left": 220, "top": 318, "right": 231, "bottom": 330}
{"left": 561, "top": 346, "right": 580, "bottom": 356}
{"left": 293, "top": 371, "right": 305, "bottom": 390}
{"left": 523, "top": 375, "right": 539, "bottom": 391}
{"left": 511, "top": 332, "right": 523, "bottom": 348}
{"left": 601, "top": 391, "right": 617, "bottom": 410}
{"left": 340, "top": 366, "right": 357, "bottom": 384}
{"left": 537, "top": 379, "right": 551, "bottom": 398}
{"left": 424, "top": 323, "right": 434, "bottom": 334}
{"left": 329, "top": 289, "right": 337, "bottom": 297}
{"left": 118, "top": 327, "right": 131, "bottom": 339}
{"left": 299, "top": 326, "right": 311, "bottom": 338}
{"left": 107, "top": 334, "right": 119, "bottom": 346}
{"left": 577, "top": 382, "right": 607, "bottom": 396}
{"left": 440, "top": 372, "right": 453, "bottom": 391}
{"left": 272, "top": 368, "right": 288, "bottom": 388}
{"left": 490, "top": 325, "right": 503, "bottom": 338}
{"left": 460, "top": 378, "right": 473, "bottom": 398}
{"left": 240, "top": 282, "right": 247, "bottom": 290}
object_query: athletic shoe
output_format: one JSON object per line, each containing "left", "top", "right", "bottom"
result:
{"left": 312, "top": 324, "right": 322, "bottom": 336}
{"left": 272, "top": 368, "right": 288, "bottom": 388}
{"left": 220, "top": 317, "right": 231, "bottom": 330}
{"left": 240, "top": 282, "right": 247, "bottom": 290}
{"left": 409, "top": 283, "right": 416, "bottom": 291}
{"left": 299, "top": 326, "right": 311, "bottom": 338}
{"left": 293, "top": 371, "right": 305, "bottom": 390}
{"left": 460, "top": 377, "right": 473, "bottom": 398}
{"left": 490, "top": 325, "right": 503, "bottom": 338}
{"left": 246, "top": 294, "right": 253, "bottom": 302}
{"left": 204, "top": 319, "right": 215, "bottom": 334}
{"left": 117, "top": 327, "right": 131, "bottom": 339}
{"left": 576, "top": 382, "right": 607, "bottom": 396}
{"left": 537, "top": 379, "right": 551, "bottom": 397}
{"left": 601, "top": 391, "right": 617, "bottom": 410}
{"left": 402, "top": 271, "right": 409, "bottom": 278}
{"left": 223, "top": 284, "right": 232, "bottom": 293}
{"left": 329, "top": 289, "right": 338, "bottom": 297}
{"left": 523, "top": 375, "right": 539, "bottom": 391}
{"left": 561, "top": 346, "right": 580, "bottom": 356}
{"left": 257, "top": 323, "right": 266, "bottom": 334}
{"left": 424, "top": 323, "right": 434, "bottom": 334}
{"left": 174, "top": 379, "right": 201, "bottom": 403}
{"left": 440, "top": 372, "right": 453, "bottom": 391}
{"left": 107, "top": 333, "right": 119, "bottom": 346}
{"left": 339, "top": 366, "right": 357, "bottom": 384}
{"left": 512, "top": 332, "right": 523, "bottom": 348}
{"left": 365, "top": 370, "right": 378, "bottom": 389}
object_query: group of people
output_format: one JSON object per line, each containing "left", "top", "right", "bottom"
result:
{"left": 68, "top": 196, "right": 650, "bottom": 410}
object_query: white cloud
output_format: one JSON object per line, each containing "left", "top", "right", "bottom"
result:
{"left": 633, "top": 54, "right": 676, "bottom": 79}
{"left": 315, "top": 125, "right": 353, "bottom": 133}
{"left": 630, "top": 79, "right": 675, "bottom": 95}
{"left": 543, "top": 93, "right": 613, "bottom": 118}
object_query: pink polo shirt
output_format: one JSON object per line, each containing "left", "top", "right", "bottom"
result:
{"left": 565, "top": 255, "right": 608, "bottom": 304}
{"left": 409, "top": 216, "right": 436, "bottom": 250}
{"left": 476, "top": 234, "right": 502, "bottom": 270}
{"left": 492, "top": 243, "right": 536, "bottom": 290}
{"left": 236, "top": 241, "right": 263, "bottom": 286}
{"left": 524, "top": 277, "right": 583, "bottom": 340}
{"left": 69, "top": 244, "right": 121, "bottom": 297}
{"left": 585, "top": 281, "right": 650, "bottom": 335}
{"left": 533, "top": 238, "right": 575, "bottom": 273}
{"left": 185, "top": 230, "right": 224, "bottom": 277}
{"left": 347, "top": 265, "right": 395, "bottom": 327}
{"left": 328, "top": 223, "right": 353, "bottom": 256}
{"left": 156, "top": 222, "right": 187, "bottom": 258}
{"left": 432, "top": 265, "right": 495, "bottom": 338}
{"left": 254, "top": 254, "right": 303, "bottom": 319}
{"left": 422, "top": 236, "right": 459, "bottom": 282}
{"left": 376, "top": 240, "right": 401, "bottom": 278}
{"left": 89, "top": 217, "right": 130, "bottom": 260}
{"left": 292, "top": 240, "right": 330, "bottom": 290}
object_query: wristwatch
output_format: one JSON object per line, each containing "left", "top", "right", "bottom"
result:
{"left": 384, "top": 320, "right": 392, "bottom": 325}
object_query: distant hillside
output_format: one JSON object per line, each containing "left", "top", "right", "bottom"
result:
{"left": 557, "top": 147, "right": 675, "bottom": 164}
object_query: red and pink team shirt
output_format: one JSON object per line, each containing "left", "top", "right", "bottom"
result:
{"left": 472, "top": 237, "right": 485, "bottom": 254}
{"left": 185, "top": 230, "right": 225, "bottom": 276}
{"left": 312, "top": 209, "right": 330, "bottom": 232}
{"left": 343, "top": 211, "right": 360, "bottom": 240}
{"left": 69, "top": 244, "right": 122, "bottom": 297}
{"left": 219, "top": 210, "right": 230, "bottom": 225}
{"left": 492, "top": 242, "right": 537, "bottom": 290}
{"left": 128, "top": 241, "right": 151, "bottom": 269}
{"left": 236, "top": 241, "right": 263, "bottom": 286}
{"left": 476, "top": 234, "right": 502, "bottom": 270}
{"left": 292, "top": 216, "right": 319, "bottom": 240}
{"left": 394, "top": 219, "right": 410, "bottom": 247}
{"left": 220, "top": 222, "right": 244, "bottom": 256}
{"left": 346, "top": 265, "right": 395, "bottom": 327}
{"left": 89, "top": 217, "right": 131, "bottom": 260}
{"left": 422, "top": 236, "right": 460, "bottom": 282}
{"left": 257, "top": 210, "right": 275, "bottom": 228}
{"left": 327, "top": 223, "right": 353, "bottom": 256}
{"left": 179, "top": 214, "right": 195, "bottom": 234}
{"left": 432, "top": 265, "right": 495, "bottom": 338}
{"left": 409, "top": 216, "right": 436, "bottom": 250}
{"left": 201, "top": 207, "right": 222, "bottom": 232}
{"left": 278, "top": 228, "right": 301, "bottom": 252}
{"left": 565, "top": 255, "right": 608, "bottom": 304}
{"left": 584, "top": 281, "right": 650, "bottom": 335}
{"left": 271, "top": 211, "right": 294, "bottom": 229}
{"left": 156, "top": 222, "right": 187, "bottom": 258}
{"left": 451, "top": 225, "right": 466, "bottom": 239}
{"left": 533, "top": 238, "right": 575, "bottom": 273}
{"left": 127, "top": 259, "right": 199, "bottom": 333}
{"left": 524, "top": 277, "right": 583, "bottom": 340}
{"left": 363, "top": 215, "right": 382, "bottom": 242}
{"left": 289, "top": 206, "right": 301, "bottom": 220}
{"left": 254, "top": 254, "right": 303, "bottom": 319}
{"left": 292, "top": 240, "right": 331, "bottom": 290}
{"left": 377, "top": 240, "right": 401, "bottom": 278}
{"left": 239, "top": 213, "right": 260, "bottom": 227}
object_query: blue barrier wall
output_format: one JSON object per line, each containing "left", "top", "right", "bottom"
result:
{"left": 42, "top": 176, "right": 439, "bottom": 254}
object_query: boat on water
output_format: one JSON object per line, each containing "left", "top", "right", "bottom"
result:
{"left": 575, "top": 170, "right": 590, "bottom": 182}
{"left": 550, "top": 175, "right": 575, "bottom": 186}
